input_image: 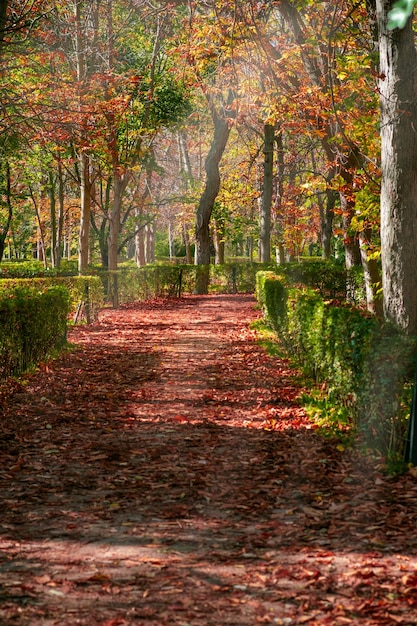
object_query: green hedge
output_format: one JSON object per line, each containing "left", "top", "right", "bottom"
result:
{"left": 255, "top": 271, "right": 288, "bottom": 332}
{"left": 0, "top": 285, "right": 71, "bottom": 380}
{"left": 100, "top": 262, "right": 275, "bottom": 305}
{"left": 0, "top": 276, "right": 104, "bottom": 321}
{"left": 256, "top": 270, "right": 417, "bottom": 461}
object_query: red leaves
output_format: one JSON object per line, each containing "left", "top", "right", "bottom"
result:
{"left": 1, "top": 294, "right": 417, "bottom": 624}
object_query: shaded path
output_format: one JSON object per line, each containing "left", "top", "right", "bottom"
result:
{"left": 1, "top": 294, "right": 417, "bottom": 625}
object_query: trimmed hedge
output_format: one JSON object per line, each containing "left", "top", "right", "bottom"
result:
{"left": 256, "top": 269, "right": 417, "bottom": 460}
{"left": 100, "top": 262, "right": 275, "bottom": 305}
{"left": 0, "top": 276, "right": 104, "bottom": 321}
{"left": 0, "top": 285, "right": 71, "bottom": 380}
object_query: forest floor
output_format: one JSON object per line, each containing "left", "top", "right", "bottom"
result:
{"left": 1, "top": 293, "right": 417, "bottom": 625}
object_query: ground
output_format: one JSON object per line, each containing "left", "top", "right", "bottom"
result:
{"left": 1, "top": 293, "right": 417, "bottom": 625}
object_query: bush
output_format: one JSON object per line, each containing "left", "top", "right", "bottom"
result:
{"left": 359, "top": 325, "right": 417, "bottom": 460}
{"left": 285, "top": 290, "right": 378, "bottom": 401}
{"left": 0, "top": 260, "right": 78, "bottom": 278}
{"left": 211, "top": 262, "right": 274, "bottom": 293}
{"left": 101, "top": 266, "right": 197, "bottom": 304}
{"left": 255, "top": 271, "right": 287, "bottom": 331}
{"left": 255, "top": 268, "right": 417, "bottom": 463}
{"left": 0, "top": 285, "right": 71, "bottom": 380}
{"left": 99, "top": 262, "right": 276, "bottom": 304}
{"left": 283, "top": 260, "right": 348, "bottom": 298}
{"left": 0, "top": 276, "right": 104, "bottom": 321}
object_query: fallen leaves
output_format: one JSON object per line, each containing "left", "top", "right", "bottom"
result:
{"left": 0, "top": 294, "right": 417, "bottom": 625}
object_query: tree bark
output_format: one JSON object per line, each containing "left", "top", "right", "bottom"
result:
{"left": 320, "top": 188, "right": 336, "bottom": 260}
{"left": 194, "top": 95, "right": 233, "bottom": 294}
{"left": 56, "top": 159, "right": 65, "bottom": 269}
{"left": 0, "top": 160, "right": 12, "bottom": 263}
{"left": 0, "top": 0, "right": 8, "bottom": 58}
{"left": 108, "top": 171, "right": 126, "bottom": 271}
{"left": 359, "top": 228, "right": 384, "bottom": 318}
{"left": 377, "top": 0, "right": 417, "bottom": 333}
{"left": 213, "top": 217, "right": 225, "bottom": 264}
{"left": 259, "top": 123, "right": 274, "bottom": 263}
{"left": 78, "top": 151, "right": 92, "bottom": 272}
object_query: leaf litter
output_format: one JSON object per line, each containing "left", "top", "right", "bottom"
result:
{"left": 0, "top": 293, "right": 417, "bottom": 625}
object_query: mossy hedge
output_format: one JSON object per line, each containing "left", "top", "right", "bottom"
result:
{"left": 0, "top": 285, "right": 71, "bottom": 380}
{"left": 256, "top": 269, "right": 417, "bottom": 462}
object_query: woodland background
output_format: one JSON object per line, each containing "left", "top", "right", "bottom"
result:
{"left": 0, "top": 3, "right": 382, "bottom": 276}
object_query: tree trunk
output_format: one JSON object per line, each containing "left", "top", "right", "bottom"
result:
{"left": 135, "top": 206, "right": 146, "bottom": 267}
{"left": 168, "top": 218, "right": 175, "bottom": 260}
{"left": 0, "top": 0, "right": 8, "bottom": 57}
{"left": 213, "top": 218, "right": 225, "bottom": 265}
{"left": 108, "top": 171, "right": 127, "bottom": 271}
{"left": 259, "top": 123, "right": 274, "bottom": 263}
{"left": 318, "top": 180, "right": 336, "bottom": 259}
{"left": 56, "top": 160, "right": 65, "bottom": 269}
{"left": 377, "top": 1, "right": 417, "bottom": 333}
{"left": 340, "top": 192, "right": 361, "bottom": 269}
{"left": 183, "top": 222, "right": 192, "bottom": 264}
{"left": 194, "top": 95, "right": 233, "bottom": 294}
{"left": 0, "top": 160, "right": 12, "bottom": 263}
{"left": 273, "top": 128, "right": 285, "bottom": 264}
{"left": 78, "top": 151, "right": 91, "bottom": 272}
{"left": 48, "top": 169, "right": 57, "bottom": 268}
{"left": 145, "top": 223, "right": 154, "bottom": 263}
{"left": 359, "top": 228, "right": 384, "bottom": 318}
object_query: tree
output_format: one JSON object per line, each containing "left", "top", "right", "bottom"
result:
{"left": 376, "top": 0, "right": 417, "bottom": 332}
{"left": 194, "top": 90, "right": 234, "bottom": 291}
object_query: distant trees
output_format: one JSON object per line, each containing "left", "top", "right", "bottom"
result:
{"left": 0, "top": 0, "right": 416, "bottom": 333}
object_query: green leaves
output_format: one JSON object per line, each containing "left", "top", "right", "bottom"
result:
{"left": 388, "top": 0, "right": 417, "bottom": 30}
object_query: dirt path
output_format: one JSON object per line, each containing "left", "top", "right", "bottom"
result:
{"left": 1, "top": 294, "right": 417, "bottom": 625}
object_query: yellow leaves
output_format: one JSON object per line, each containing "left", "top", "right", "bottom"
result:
{"left": 336, "top": 71, "right": 348, "bottom": 81}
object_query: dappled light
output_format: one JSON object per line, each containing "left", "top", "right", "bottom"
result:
{"left": 1, "top": 295, "right": 417, "bottom": 624}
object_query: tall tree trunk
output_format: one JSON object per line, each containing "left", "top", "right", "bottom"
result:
{"left": 377, "top": 1, "right": 417, "bottom": 333}
{"left": 48, "top": 169, "right": 57, "bottom": 268}
{"left": 359, "top": 228, "right": 384, "bottom": 318}
{"left": 195, "top": 96, "right": 233, "bottom": 294}
{"left": 78, "top": 152, "right": 91, "bottom": 272}
{"left": 145, "top": 223, "right": 154, "bottom": 263}
{"left": 75, "top": 0, "right": 91, "bottom": 273}
{"left": 168, "top": 218, "right": 175, "bottom": 260}
{"left": 274, "top": 128, "right": 286, "bottom": 264}
{"left": 340, "top": 192, "right": 361, "bottom": 269}
{"left": 135, "top": 227, "right": 146, "bottom": 267}
{"left": 0, "top": 160, "right": 12, "bottom": 263}
{"left": 108, "top": 172, "right": 125, "bottom": 271}
{"left": 259, "top": 123, "right": 274, "bottom": 262}
{"left": 213, "top": 217, "right": 225, "bottom": 264}
{"left": 183, "top": 222, "right": 192, "bottom": 264}
{"left": 56, "top": 159, "right": 65, "bottom": 269}
{"left": 0, "top": 0, "right": 8, "bottom": 57}
{"left": 319, "top": 188, "right": 336, "bottom": 260}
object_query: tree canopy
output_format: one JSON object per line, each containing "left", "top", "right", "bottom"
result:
{"left": 0, "top": 0, "right": 416, "bottom": 328}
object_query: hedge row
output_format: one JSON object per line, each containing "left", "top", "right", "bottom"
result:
{"left": 0, "top": 286, "right": 71, "bottom": 380}
{"left": 0, "top": 276, "right": 104, "bottom": 322}
{"left": 256, "top": 270, "right": 416, "bottom": 460}
{"left": 100, "top": 262, "right": 274, "bottom": 305}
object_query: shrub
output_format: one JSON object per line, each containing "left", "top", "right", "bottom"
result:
{"left": 359, "top": 325, "right": 417, "bottom": 460}
{"left": 0, "top": 285, "right": 70, "bottom": 380}
{"left": 255, "top": 267, "right": 416, "bottom": 463}
{"left": 283, "top": 260, "right": 348, "bottom": 298}
{"left": 255, "top": 271, "right": 287, "bottom": 332}
{"left": 0, "top": 276, "right": 104, "bottom": 321}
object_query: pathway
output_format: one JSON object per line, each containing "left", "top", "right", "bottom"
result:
{"left": 0, "top": 294, "right": 417, "bottom": 625}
